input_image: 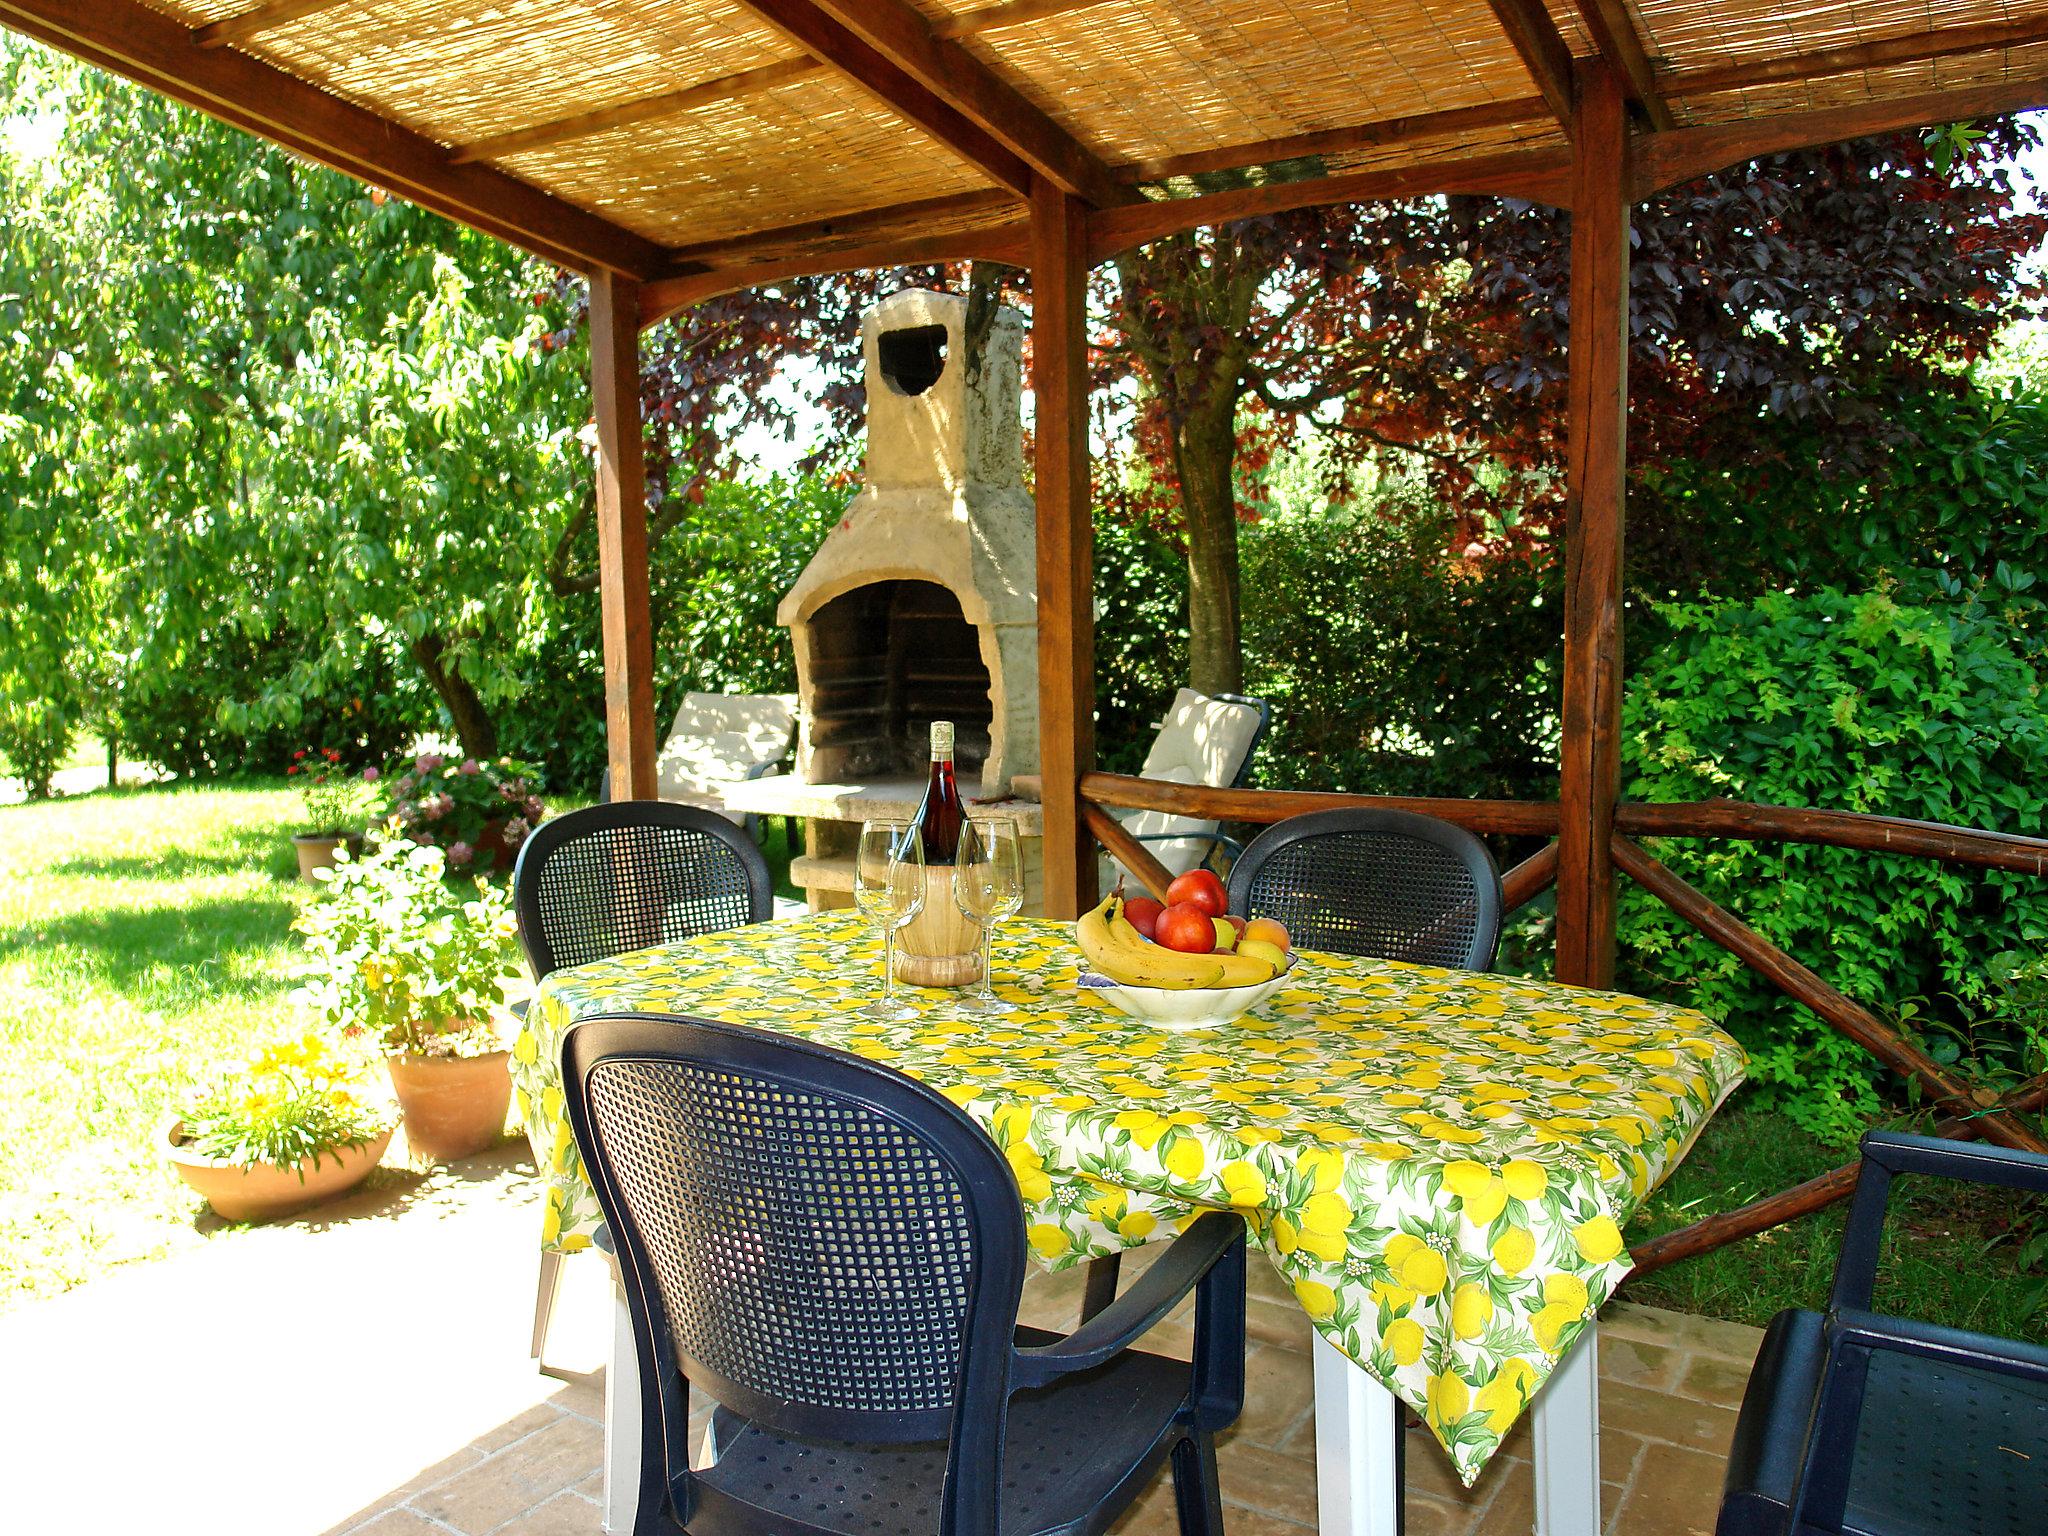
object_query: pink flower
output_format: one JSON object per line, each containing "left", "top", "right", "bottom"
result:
{"left": 458, "top": 759, "right": 481, "bottom": 775}
{"left": 415, "top": 753, "right": 443, "bottom": 772}
{"left": 361, "top": 767, "right": 381, "bottom": 783}
{"left": 523, "top": 796, "right": 544, "bottom": 821}
{"left": 502, "top": 817, "right": 530, "bottom": 844}
{"left": 448, "top": 842, "right": 474, "bottom": 867}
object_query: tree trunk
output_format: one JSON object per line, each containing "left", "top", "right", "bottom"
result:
{"left": 1174, "top": 395, "right": 1244, "bottom": 695}
{"left": 410, "top": 633, "right": 500, "bottom": 760}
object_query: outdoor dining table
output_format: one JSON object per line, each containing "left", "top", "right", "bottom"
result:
{"left": 514, "top": 909, "right": 1745, "bottom": 1536}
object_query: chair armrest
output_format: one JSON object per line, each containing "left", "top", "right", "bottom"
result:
{"left": 1010, "top": 1213, "right": 1245, "bottom": 1390}
{"left": 1789, "top": 1306, "right": 2048, "bottom": 1529}
{"left": 1833, "top": 1131, "right": 2048, "bottom": 1310}
{"left": 1861, "top": 1130, "right": 2048, "bottom": 1194}
{"left": 742, "top": 758, "right": 783, "bottom": 782}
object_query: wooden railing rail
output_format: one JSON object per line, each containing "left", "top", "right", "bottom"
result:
{"left": 1078, "top": 772, "right": 1561, "bottom": 836}
{"left": 1613, "top": 800, "right": 2048, "bottom": 875}
{"left": 1073, "top": 772, "right": 2048, "bottom": 1276}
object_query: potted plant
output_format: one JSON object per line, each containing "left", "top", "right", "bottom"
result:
{"left": 294, "top": 829, "right": 520, "bottom": 1161}
{"left": 381, "top": 752, "right": 544, "bottom": 874}
{"left": 288, "top": 746, "right": 378, "bottom": 882}
{"left": 164, "top": 1031, "right": 394, "bottom": 1222}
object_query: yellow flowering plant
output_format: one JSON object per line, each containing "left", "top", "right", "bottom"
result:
{"left": 180, "top": 1032, "right": 390, "bottom": 1173}
{"left": 293, "top": 826, "right": 519, "bottom": 1058}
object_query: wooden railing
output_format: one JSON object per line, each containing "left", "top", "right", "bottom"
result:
{"left": 1077, "top": 772, "right": 2048, "bottom": 1276}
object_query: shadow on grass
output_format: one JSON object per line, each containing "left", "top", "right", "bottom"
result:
{"left": 0, "top": 889, "right": 303, "bottom": 995}
{"left": 48, "top": 837, "right": 299, "bottom": 885}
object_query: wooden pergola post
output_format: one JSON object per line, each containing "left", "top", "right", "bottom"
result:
{"left": 1030, "top": 176, "right": 1099, "bottom": 919}
{"left": 1555, "top": 62, "right": 1631, "bottom": 989}
{"left": 590, "top": 270, "right": 659, "bottom": 801}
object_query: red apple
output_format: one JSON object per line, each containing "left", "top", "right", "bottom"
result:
{"left": 1123, "top": 896, "right": 1165, "bottom": 940}
{"left": 1166, "top": 867, "right": 1227, "bottom": 918}
{"left": 1155, "top": 901, "right": 1218, "bottom": 954}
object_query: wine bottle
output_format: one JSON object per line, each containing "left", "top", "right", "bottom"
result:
{"left": 914, "top": 720, "right": 966, "bottom": 862}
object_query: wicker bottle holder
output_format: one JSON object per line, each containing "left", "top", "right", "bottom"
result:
{"left": 893, "top": 864, "right": 983, "bottom": 988}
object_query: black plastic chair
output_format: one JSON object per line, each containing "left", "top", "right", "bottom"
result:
{"left": 564, "top": 1012, "right": 1248, "bottom": 1536}
{"left": 514, "top": 802, "right": 772, "bottom": 1366}
{"left": 1718, "top": 1131, "right": 2048, "bottom": 1536}
{"left": 513, "top": 800, "right": 773, "bottom": 981}
{"left": 1225, "top": 807, "right": 1502, "bottom": 970}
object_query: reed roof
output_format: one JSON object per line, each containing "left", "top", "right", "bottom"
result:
{"left": 5, "top": 0, "right": 2045, "bottom": 279}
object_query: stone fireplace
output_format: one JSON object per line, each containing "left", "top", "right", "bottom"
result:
{"left": 778, "top": 286, "right": 1038, "bottom": 796}
{"left": 722, "top": 288, "right": 1045, "bottom": 911}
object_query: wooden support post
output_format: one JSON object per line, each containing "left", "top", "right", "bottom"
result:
{"left": 590, "top": 271, "right": 658, "bottom": 801}
{"left": 1555, "top": 62, "right": 1631, "bottom": 989}
{"left": 1031, "top": 175, "right": 1098, "bottom": 918}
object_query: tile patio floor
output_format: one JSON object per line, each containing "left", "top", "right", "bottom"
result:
{"left": 0, "top": 1144, "right": 1759, "bottom": 1536}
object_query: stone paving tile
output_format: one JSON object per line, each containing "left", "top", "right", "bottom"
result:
{"left": 1236, "top": 1342, "right": 1318, "bottom": 1447}
{"left": 491, "top": 1491, "right": 606, "bottom": 1536}
{"left": 1599, "top": 1381, "right": 1741, "bottom": 1456}
{"left": 1603, "top": 1301, "right": 1763, "bottom": 1364}
{"left": 1674, "top": 1351, "right": 1756, "bottom": 1410}
{"left": 343, "top": 1512, "right": 463, "bottom": 1536}
{"left": 1608, "top": 1442, "right": 1726, "bottom": 1536}
{"left": 410, "top": 1414, "right": 606, "bottom": 1536}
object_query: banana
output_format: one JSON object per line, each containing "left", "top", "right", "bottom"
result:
{"left": 1076, "top": 893, "right": 1277, "bottom": 990}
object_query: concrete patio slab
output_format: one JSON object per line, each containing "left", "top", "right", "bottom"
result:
{"left": 0, "top": 1144, "right": 1757, "bottom": 1536}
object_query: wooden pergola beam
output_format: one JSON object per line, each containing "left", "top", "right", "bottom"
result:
{"left": 733, "top": 0, "right": 1128, "bottom": 207}
{"left": 1122, "top": 97, "right": 1552, "bottom": 183}
{"left": 659, "top": 189, "right": 1021, "bottom": 271}
{"left": 1573, "top": 0, "right": 1678, "bottom": 130}
{"left": 1483, "top": 0, "right": 1579, "bottom": 129}
{"left": 449, "top": 0, "right": 1114, "bottom": 168}
{"left": 0, "top": 0, "right": 666, "bottom": 278}
{"left": 1668, "top": 18, "right": 2048, "bottom": 99}
{"left": 1638, "top": 71, "right": 2048, "bottom": 194}
{"left": 638, "top": 221, "right": 1031, "bottom": 328}
{"left": 1031, "top": 176, "right": 1099, "bottom": 918}
{"left": 1554, "top": 62, "right": 1631, "bottom": 989}
{"left": 194, "top": 0, "right": 349, "bottom": 49}
{"left": 590, "top": 273, "right": 659, "bottom": 801}
{"left": 1087, "top": 147, "right": 1573, "bottom": 261}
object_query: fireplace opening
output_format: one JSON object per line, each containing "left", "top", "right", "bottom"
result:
{"left": 802, "top": 579, "right": 993, "bottom": 780}
{"left": 877, "top": 324, "right": 948, "bottom": 396}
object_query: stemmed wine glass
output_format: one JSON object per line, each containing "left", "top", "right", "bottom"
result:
{"left": 953, "top": 816, "right": 1024, "bottom": 1015}
{"left": 855, "top": 818, "right": 925, "bottom": 1021}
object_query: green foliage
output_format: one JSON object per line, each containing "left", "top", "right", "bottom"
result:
{"left": 1091, "top": 513, "right": 1192, "bottom": 775}
{"left": 381, "top": 752, "right": 543, "bottom": 871}
{"left": 1617, "top": 586, "right": 2048, "bottom": 1141}
{"left": 286, "top": 747, "right": 379, "bottom": 837}
{"left": 1241, "top": 494, "right": 1560, "bottom": 801}
{"left": 178, "top": 1030, "right": 388, "bottom": 1173}
{"left": 0, "top": 682, "right": 80, "bottom": 799}
{"left": 292, "top": 831, "right": 518, "bottom": 1057}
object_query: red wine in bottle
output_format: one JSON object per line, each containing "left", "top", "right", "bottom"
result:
{"left": 915, "top": 720, "right": 966, "bottom": 862}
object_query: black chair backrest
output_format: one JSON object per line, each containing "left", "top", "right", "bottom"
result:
{"left": 563, "top": 1013, "right": 1027, "bottom": 1456}
{"left": 512, "top": 802, "right": 772, "bottom": 979}
{"left": 1226, "top": 807, "right": 1502, "bottom": 969}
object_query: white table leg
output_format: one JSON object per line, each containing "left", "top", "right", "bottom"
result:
{"left": 1533, "top": 1321, "right": 1601, "bottom": 1536}
{"left": 603, "top": 1280, "right": 642, "bottom": 1536}
{"left": 1312, "top": 1331, "right": 1402, "bottom": 1536}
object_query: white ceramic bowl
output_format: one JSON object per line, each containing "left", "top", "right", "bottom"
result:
{"left": 1077, "top": 954, "right": 1303, "bottom": 1032}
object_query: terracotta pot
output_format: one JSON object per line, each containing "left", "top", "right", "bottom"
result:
{"left": 387, "top": 1050, "right": 512, "bottom": 1161}
{"left": 163, "top": 1116, "right": 392, "bottom": 1222}
{"left": 293, "top": 833, "right": 346, "bottom": 883}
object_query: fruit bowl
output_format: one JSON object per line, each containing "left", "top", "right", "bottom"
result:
{"left": 1078, "top": 953, "right": 1303, "bottom": 1032}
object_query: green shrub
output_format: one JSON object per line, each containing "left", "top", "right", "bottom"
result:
{"left": 0, "top": 680, "right": 78, "bottom": 798}
{"left": 1240, "top": 494, "right": 1560, "bottom": 802}
{"left": 1091, "top": 512, "right": 1191, "bottom": 775}
{"left": 1617, "top": 585, "right": 2048, "bottom": 1142}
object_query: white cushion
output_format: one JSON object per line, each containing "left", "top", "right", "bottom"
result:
{"left": 657, "top": 729, "right": 783, "bottom": 798}
{"left": 1141, "top": 689, "right": 1262, "bottom": 787}
{"left": 666, "top": 691, "right": 798, "bottom": 746}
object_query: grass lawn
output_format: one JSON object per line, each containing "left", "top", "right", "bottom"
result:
{"left": 0, "top": 780, "right": 798, "bottom": 1310}
{"left": 3, "top": 781, "right": 2043, "bottom": 1345}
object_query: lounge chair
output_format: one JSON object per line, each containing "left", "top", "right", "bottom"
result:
{"left": 1100, "top": 688, "right": 1268, "bottom": 889}
{"left": 598, "top": 691, "right": 798, "bottom": 824}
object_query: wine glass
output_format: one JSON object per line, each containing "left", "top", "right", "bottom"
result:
{"left": 855, "top": 819, "right": 924, "bottom": 1021}
{"left": 953, "top": 816, "right": 1024, "bottom": 1015}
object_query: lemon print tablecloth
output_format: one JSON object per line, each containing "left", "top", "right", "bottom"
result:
{"left": 516, "top": 910, "right": 1744, "bottom": 1485}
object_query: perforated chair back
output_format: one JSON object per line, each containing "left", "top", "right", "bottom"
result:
{"left": 1227, "top": 807, "right": 1502, "bottom": 970}
{"left": 512, "top": 802, "right": 772, "bottom": 979}
{"left": 563, "top": 1014, "right": 1027, "bottom": 1451}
